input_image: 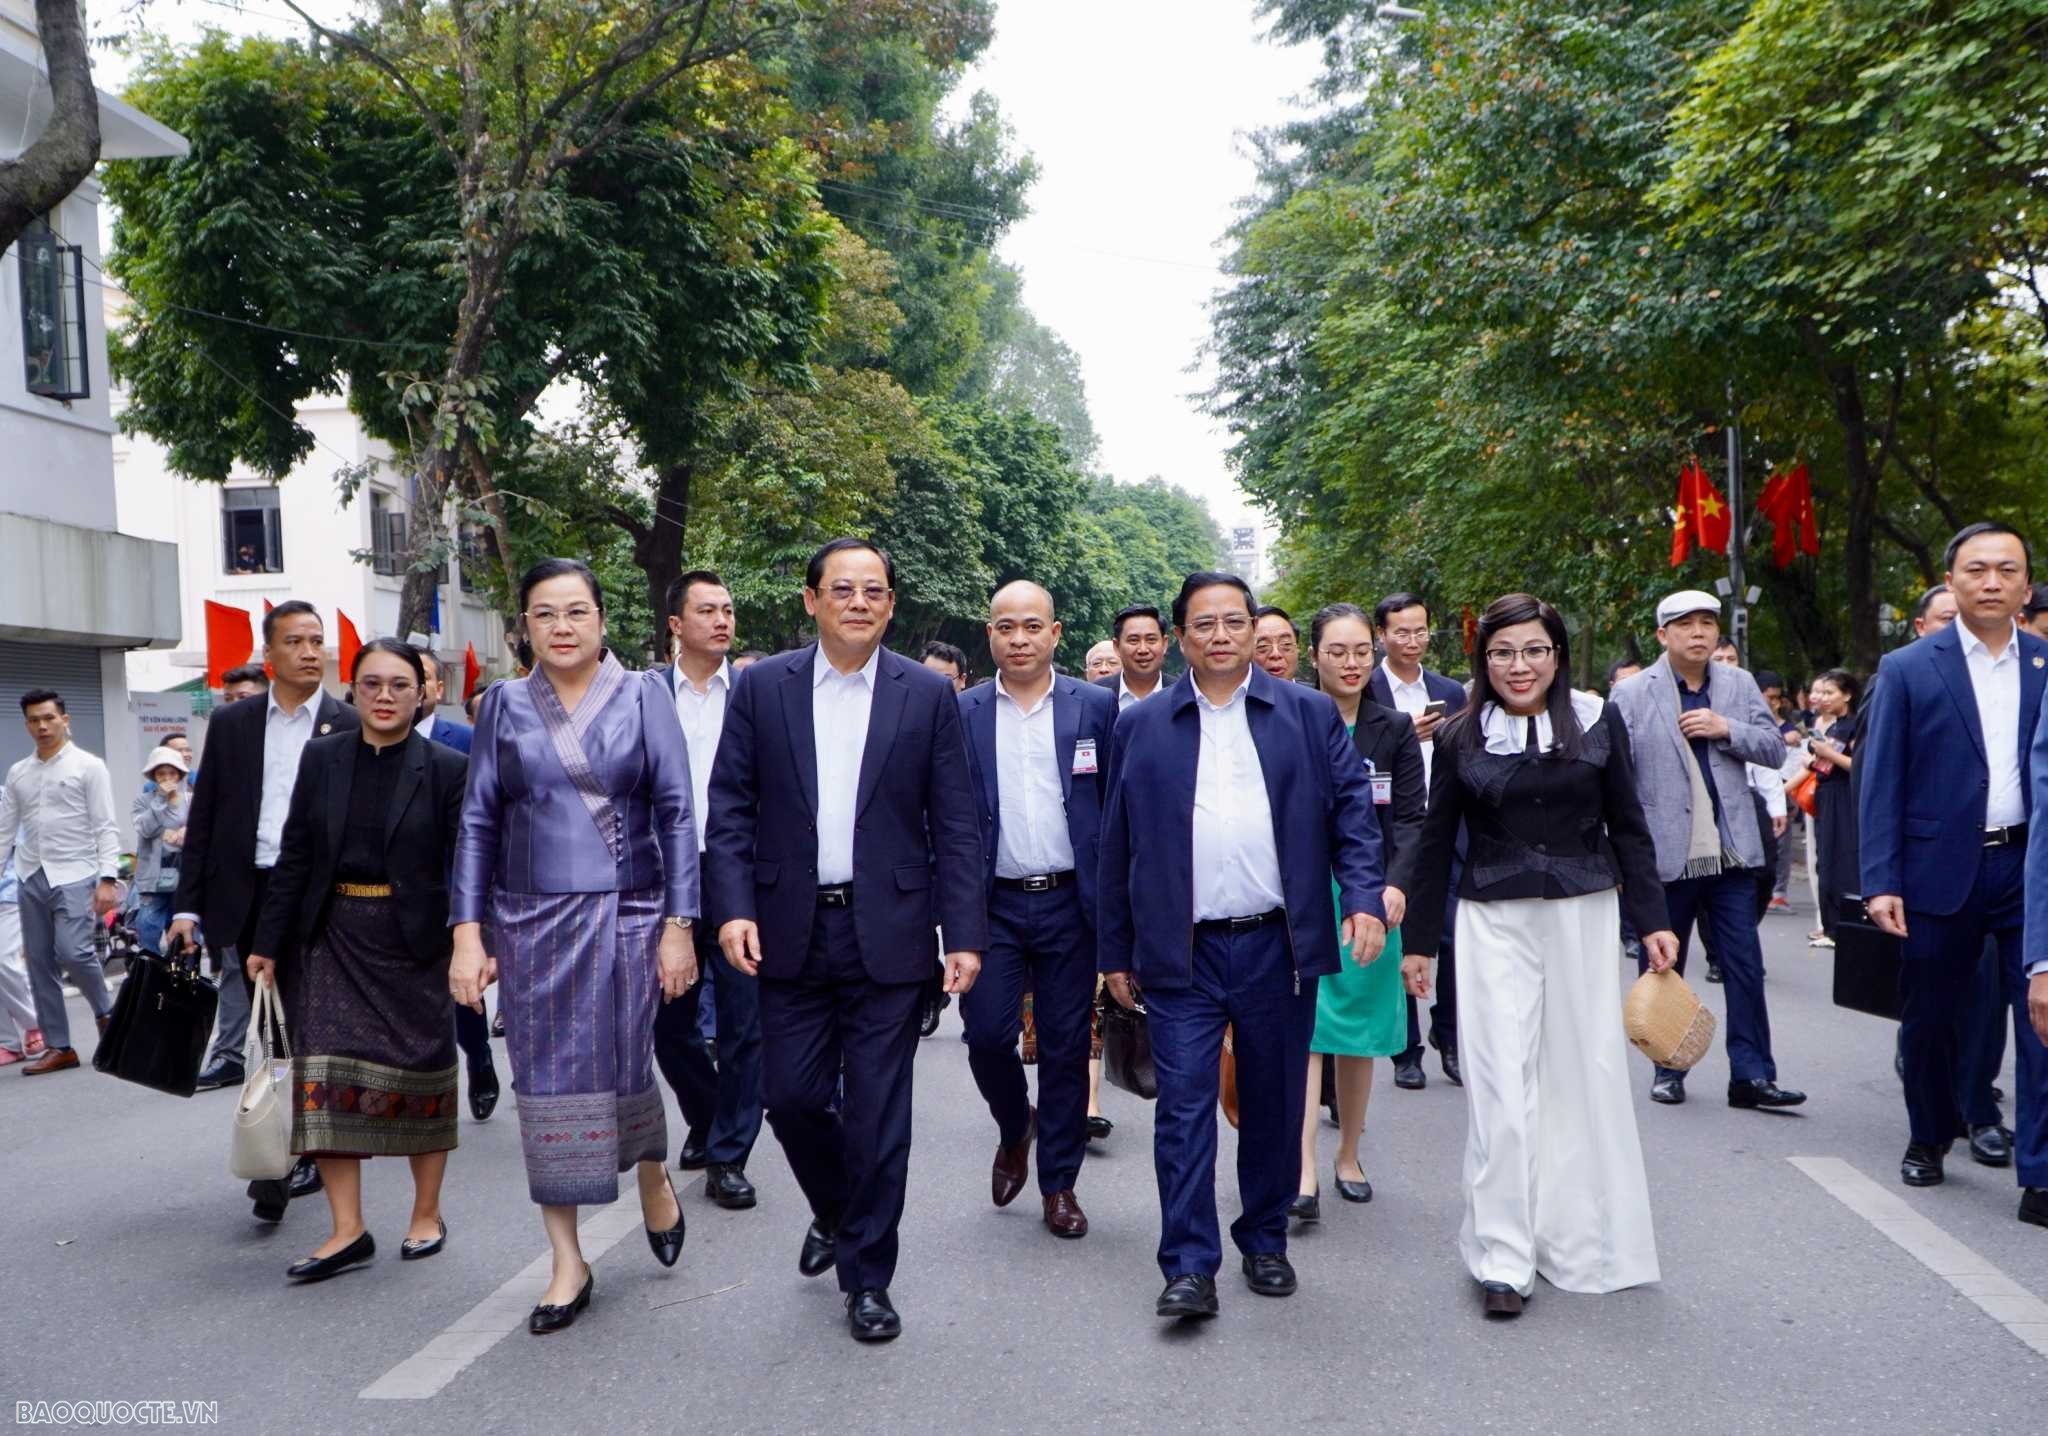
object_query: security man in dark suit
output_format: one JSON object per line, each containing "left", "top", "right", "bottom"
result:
{"left": 1861, "top": 522, "right": 2048, "bottom": 1223}
{"left": 706, "top": 538, "right": 988, "bottom": 1343}
{"left": 1101, "top": 571, "right": 1387, "bottom": 1320}
{"left": 416, "top": 651, "right": 498, "bottom": 1122}
{"left": 1094, "top": 603, "right": 1168, "bottom": 712}
{"left": 958, "top": 581, "right": 1118, "bottom": 1239}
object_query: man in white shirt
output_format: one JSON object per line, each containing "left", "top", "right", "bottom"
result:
{"left": 650, "top": 568, "right": 763, "bottom": 1212}
{"left": 1095, "top": 604, "right": 1168, "bottom": 712}
{"left": 0, "top": 690, "right": 120, "bottom": 1074}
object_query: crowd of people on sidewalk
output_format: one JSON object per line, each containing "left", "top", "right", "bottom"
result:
{"left": 5, "top": 523, "right": 2046, "bottom": 1342}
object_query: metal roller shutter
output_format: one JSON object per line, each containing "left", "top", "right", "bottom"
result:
{"left": 0, "top": 640, "right": 107, "bottom": 772}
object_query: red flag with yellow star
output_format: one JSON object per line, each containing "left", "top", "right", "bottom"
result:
{"left": 1670, "top": 457, "right": 1731, "bottom": 566}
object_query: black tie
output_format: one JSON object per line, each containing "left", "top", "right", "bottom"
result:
{"left": 1525, "top": 715, "right": 1540, "bottom": 754}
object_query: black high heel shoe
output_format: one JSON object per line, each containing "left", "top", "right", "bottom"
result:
{"left": 646, "top": 1173, "right": 686, "bottom": 1268}
{"left": 529, "top": 1270, "right": 593, "bottom": 1334}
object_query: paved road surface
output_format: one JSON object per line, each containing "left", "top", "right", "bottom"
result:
{"left": 7, "top": 891, "right": 2047, "bottom": 1434}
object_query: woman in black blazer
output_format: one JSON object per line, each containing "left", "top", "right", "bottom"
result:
{"left": 1293, "top": 604, "right": 1428, "bottom": 1222}
{"left": 247, "top": 639, "right": 469, "bottom": 1284}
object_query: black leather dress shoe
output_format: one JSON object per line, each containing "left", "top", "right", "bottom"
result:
{"left": 1087, "top": 1115, "right": 1114, "bottom": 1142}
{"left": 1649, "top": 1074, "right": 1686, "bottom": 1105}
{"left": 529, "top": 1271, "right": 593, "bottom": 1334}
{"left": 1392, "top": 1054, "right": 1426, "bottom": 1090}
{"left": 705, "top": 1163, "right": 757, "bottom": 1210}
{"left": 400, "top": 1219, "right": 447, "bottom": 1261}
{"left": 2020, "top": 1188, "right": 2048, "bottom": 1228}
{"left": 467, "top": 1062, "right": 500, "bottom": 1122}
{"left": 1705, "top": 959, "right": 1724, "bottom": 984}
{"left": 287, "top": 1155, "right": 324, "bottom": 1199}
{"left": 194, "top": 1058, "right": 243, "bottom": 1093}
{"left": 798, "top": 1220, "right": 837, "bottom": 1278}
{"left": 1241, "top": 1253, "right": 1297, "bottom": 1297}
{"left": 646, "top": 1174, "right": 686, "bottom": 1268}
{"left": 491, "top": 1009, "right": 507, "bottom": 1038}
{"left": 249, "top": 1178, "right": 289, "bottom": 1223}
{"left": 1287, "top": 1192, "right": 1320, "bottom": 1224}
{"left": 1156, "top": 1273, "right": 1219, "bottom": 1319}
{"left": 1440, "top": 1048, "right": 1462, "bottom": 1087}
{"left": 1901, "top": 1142, "right": 1949, "bottom": 1187}
{"left": 676, "top": 1134, "right": 710, "bottom": 1171}
{"left": 1969, "top": 1124, "right": 2014, "bottom": 1167}
{"left": 846, "top": 1288, "right": 901, "bottom": 1342}
{"left": 1481, "top": 1280, "right": 1524, "bottom": 1318}
{"left": 918, "top": 990, "right": 951, "bottom": 1039}
{"left": 286, "top": 1231, "right": 374, "bottom": 1283}
{"left": 1333, "top": 1166, "right": 1372, "bottom": 1204}
{"left": 1728, "top": 1078, "right": 1806, "bottom": 1109}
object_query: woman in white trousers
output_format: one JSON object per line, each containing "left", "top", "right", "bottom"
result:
{"left": 1402, "top": 594, "right": 1679, "bottom": 1317}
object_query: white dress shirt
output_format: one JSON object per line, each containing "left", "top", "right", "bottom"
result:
{"left": 813, "top": 646, "right": 880, "bottom": 885}
{"left": 993, "top": 676, "right": 1076, "bottom": 879}
{"left": 671, "top": 659, "right": 731, "bottom": 854}
{"left": 255, "top": 692, "right": 320, "bottom": 868}
{"left": 418, "top": 711, "right": 438, "bottom": 742}
{"left": 1117, "top": 674, "right": 1161, "bottom": 713}
{"left": 0, "top": 741, "right": 120, "bottom": 887}
{"left": 1386, "top": 668, "right": 1436, "bottom": 785}
{"left": 1191, "top": 671, "right": 1286, "bottom": 921}
{"left": 1962, "top": 622, "right": 2025, "bottom": 828}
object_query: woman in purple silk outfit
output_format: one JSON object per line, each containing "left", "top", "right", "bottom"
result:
{"left": 449, "top": 558, "right": 700, "bottom": 1335}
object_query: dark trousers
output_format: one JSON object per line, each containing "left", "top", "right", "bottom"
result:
{"left": 1648, "top": 869, "right": 1776, "bottom": 1083}
{"left": 1958, "top": 936, "right": 2008, "bottom": 1129}
{"left": 1901, "top": 845, "right": 2047, "bottom": 1184}
{"left": 653, "top": 920, "right": 764, "bottom": 1167}
{"left": 455, "top": 1003, "right": 493, "bottom": 1072}
{"left": 1402, "top": 866, "right": 1461, "bottom": 1061}
{"left": 758, "top": 904, "right": 922, "bottom": 1293}
{"left": 960, "top": 882, "right": 1093, "bottom": 1195}
{"left": 1144, "top": 917, "right": 1315, "bottom": 1280}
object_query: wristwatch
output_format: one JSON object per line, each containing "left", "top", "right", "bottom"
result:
{"left": 664, "top": 916, "right": 692, "bottom": 934}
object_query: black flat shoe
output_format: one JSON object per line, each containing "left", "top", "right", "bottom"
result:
{"left": 1728, "top": 1078, "right": 1806, "bottom": 1109}
{"left": 1705, "top": 959, "right": 1724, "bottom": 984}
{"left": 1969, "top": 1124, "right": 2014, "bottom": 1167}
{"left": 676, "top": 1134, "right": 710, "bottom": 1171}
{"left": 528, "top": 1271, "right": 593, "bottom": 1334}
{"left": 1241, "top": 1253, "right": 1297, "bottom": 1297}
{"left": 705, "top": 1163, "right": 757, "bottom": 1210}
{"left": 1333, "top": 1165, "right": 1372, "bottom": 1204}
{"left": 798, "top": 1220, "right": 837, "bottom": 1279}
{"left": 1481, "top": 1280, "right": 1524, "bottom": 1318}
{"left": 1439, "top": 1048, "right": 1462, "bottom": 1087}
{"left": 1393, "top": 1055, "right": 1426, "bottom": 1090}
{"left": 491, "top": 1009, "right": 506, "bottom": 1038}
{"left": 400, "top": 1219, "right": 447, "bottom": 1261}
{"left": 1087, "top": 1114, "right": 1114, "bottom": 1142}
{"left": 1649, "top": 1074, "right": 1686, "bottom": 1105}
{"left": 846, "top": 1288, "right": 901, "bottom": 1342}
{"left": 1901, "top": 1142, "right": 1949, "bottom": 1187}
{"left": 646, "top": 1174, "right": 686, "bottom": 1268}
{"left": 1156, "top": 1273, "right": 1219, "bottom": 1319}
{"left": 287, "top": 1155, "right": 324, "bottom": 1199}
{"left": 1288, "top": 1192, "right": 1320, "bottom": 1224}
{"left": 287, "top": 1231, "right": 375, "bottom": 1283}
{"left": 467, "top": 1063, "right": 499, "bottom": 1122}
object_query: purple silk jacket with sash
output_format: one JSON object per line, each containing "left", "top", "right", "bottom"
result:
{"left": 450, "top": 658, "right": 698, "bottom": 924}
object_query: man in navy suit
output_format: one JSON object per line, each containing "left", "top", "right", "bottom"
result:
{"left": 1094, "top": 603, "right": 1169, "bottom": 711}
{"left": 1862, "top": 522, "right": 2048, "bottom": 1224}
{"left": 1101, "top": 571, "right": 1387, "bottom": 1319}
{"left": 1368, "top": 591, "right": 1467, "bottom": 1087}
{"left": 416, "top": 652, "right": 473, "bottom": 753}
{"left": 416, "top": 652, "right": 497, "bottom": 1120}
{"left": 706, "top": 538, "right": 988, "bottom": 1342}
{"left": 958, "top": 581, "right": 1118, "bottom": 1239}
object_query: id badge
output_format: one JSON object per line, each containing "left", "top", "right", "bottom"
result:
{"left": 1370, "top": 770, "right": 1393, "bottom": 805}
{"left": 1072, "top": 738, "right": 1099, "bottom": 776}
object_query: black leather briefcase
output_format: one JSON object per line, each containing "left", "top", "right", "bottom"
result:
{"left": 1832, "top": 896, "right": 1904, "bottom": 1021}
{"left": 1100, "top": 997, "right": 1158, "bottom": 1101}
{"left": 92, "top": 935, "right": 219, "bottom": 1097}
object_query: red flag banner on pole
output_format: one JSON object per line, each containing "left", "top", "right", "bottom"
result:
{"left": 462, "top": 642, "right": 481, "bottom": 701}
{"left": 1670, "top": 457, "right": 1732, "bottom": 567}
{"left": 338, "top": 611, "right": 362, "bottom": 683}
{"left": 1755, "top": 461, "right": 1819, "bottom": 568}
{"left": 1461, "top": 606, "right": 1477, "bottom": 655}
{"left": 203, "top": 601, "right": 254, "bottom": 690}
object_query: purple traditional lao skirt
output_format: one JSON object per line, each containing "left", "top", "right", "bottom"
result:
{"left": 493, "top": 886, "right": 668, "bottom": 1205}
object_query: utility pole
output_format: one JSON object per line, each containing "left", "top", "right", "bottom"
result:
{"left": 1723, "top": 380, "right": 1758, "bottom": 665}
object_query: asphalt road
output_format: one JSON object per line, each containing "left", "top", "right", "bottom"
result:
{"left": 5, "top": 887, "right": 2047, "bottom": 1435}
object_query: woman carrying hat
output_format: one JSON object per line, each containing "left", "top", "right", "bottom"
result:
{"left": 131, "top": 745, "right": 191, "bottom": 957}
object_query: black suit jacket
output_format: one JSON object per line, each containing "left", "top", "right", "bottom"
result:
{"left": 1365, "top": 665, "right": 1468, "bottom": 718}
{"left": 251, "top": 730, "right": 468, "bottom": 965}
{"left": 704, "top": 643, "right": 989, "bottom": 984}
{"left": 174, "top": 690, "right": 359, "bottom": 945}
{"left": 1349, "top": 699, "right": 1428, "bottom": 896}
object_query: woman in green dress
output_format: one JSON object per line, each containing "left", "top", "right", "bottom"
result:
{"left": 1293, "top": 604, "right": 1428, "bottom": 1220}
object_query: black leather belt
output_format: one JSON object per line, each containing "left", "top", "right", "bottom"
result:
{"left": 994, "top": 871, "right": 1075, "bottom": 893}
{"left": 1195, "top": 908, "right": 1284, "bottom": 935}
{"left": 816, "top": 884, "right": 853, "bottom": 908}
{"left": 1984, "top": 823, "right": 2027, "bottom": 848}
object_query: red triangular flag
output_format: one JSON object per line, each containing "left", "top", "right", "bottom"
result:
{"left": 338, "top": 611, "right": 362, "bottom": 683}
{"left": 462, "top": 642, "right": 480, "bottom": 701}
{"left": 263, "top": 598, "right": 274, "bottom": 614}
{"left": 203, "top": 601, "right": 254, "bottom": 690}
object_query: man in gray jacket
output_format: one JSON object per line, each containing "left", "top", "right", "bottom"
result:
{"left": 1611, "top": 591, "right": 1808, "bottom": 1110}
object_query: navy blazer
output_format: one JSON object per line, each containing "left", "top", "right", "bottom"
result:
{"left": 958, "top": 674, "right": 1119, "bottom": 928}
{"left": 1097, "top": 668, "right": 1386, "bottom": 989}
{"left": 1366, "top": 664, "right": 1467, "bottom": 718}
{"left": 1858, "top": 621, "right": 2048, "bottom": 917}
{"left": 424, "top": 713, "right": 473, "bottom": 753}
{"left": 704, "top": 643, "right": 989, "bottom": 984}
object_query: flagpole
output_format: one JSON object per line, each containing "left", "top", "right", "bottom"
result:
{"left": 1726, "top": 380, "right": 1747, "bottom": 664}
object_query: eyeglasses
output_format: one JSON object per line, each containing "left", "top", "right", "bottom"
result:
{"left": 821, "top": 583, "right": 891, "bottom": 606}
{"left": 1383, "top": 627, "right": 1431, "bottom": 643}
{"left": 1318, "top": 646, "right": 1374, "bottom": 664}
{"left": 353, "top": 678, "right": 418, "bottom": 698}
{"left": 526, "top": 605, "right": 600, "bottom": 628}
{"left": 1185, "top": 615, "right": 1252, "bottom": 638}
{"left": 1484, "top": 644, "right": 1557, "bottom": 667}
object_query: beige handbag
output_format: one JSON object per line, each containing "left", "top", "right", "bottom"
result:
{"left": 1623, "top": 970, "right": 1716, "bottom": 1070}
{"left": 229, "top": 974, "right": 295, "bottom": 1180}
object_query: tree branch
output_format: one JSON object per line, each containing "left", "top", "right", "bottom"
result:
{"left": 275, "top": 0, "right": 459, "bottom": 162}
{"left": 0, "top": 0, "right": 101, "bottom": 254}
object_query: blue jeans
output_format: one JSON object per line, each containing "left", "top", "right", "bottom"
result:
{"left": 136, "top": 893, "right": 175, "bottom": 957}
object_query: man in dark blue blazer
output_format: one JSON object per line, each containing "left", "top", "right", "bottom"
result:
{"left": 1100, "top": 571, "right": 1387, "bottom": 1319}
{"left": 958, "top": 581, "right": 1119, "bottom": 1239}
{"left": 416, "top": 651, "right": 495, "bottom": 1118}
{"left": 417, "top": 653, "right": 474, "bottom": 753}
{"left": 705, "top": 538, "right": 989, "bottom": 1342}
{"left": 1861, "top": 522, "right": 2048, "bottom": 1222}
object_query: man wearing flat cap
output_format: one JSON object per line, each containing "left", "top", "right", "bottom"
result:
{"left": 1610, "top": 591, "right": 1808, "bottom": 1110}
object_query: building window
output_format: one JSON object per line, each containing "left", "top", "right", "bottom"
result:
{"left": 457, "top": 521, "right": 496, "bottom": 594}
{"left": 371, "top": 491, "right": 408, "bottom": 576}
{"left": 19, "top": 218, "right": 88, "bottom": 401}
{"left": 222, "top": 487, "right": 283, "bottom": 573}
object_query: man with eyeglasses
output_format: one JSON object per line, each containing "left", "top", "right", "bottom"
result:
{"left": 1097, "top": 604, "right": 1168, "bottom": 711}
{"left": 1368, "top": 592, "right": 1467, "bottom": 1089}
{"left": 705, "top": 537, "right": 987, "bottom": 1343}
{"left": 1611, "top": 590, "right": 1805, "bottom": 1111}
{"left": 1253, "top": 606, "right": 1303, "bottom": 682}
{"left": 1100, "top": 570, "right": 1387, "bottom": 1320}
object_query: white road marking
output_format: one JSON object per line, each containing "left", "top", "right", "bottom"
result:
{"left": 359, "top": 1203, "right": 644, "bottom": 1400}
{"left": 1789, "top": 1155, "right": 2048, "bottom": 1359}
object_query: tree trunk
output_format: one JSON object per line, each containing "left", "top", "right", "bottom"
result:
{"left": 633, "top": 459, "right": 695, "bottom": 666}
{"left": 0, "top": 0, "right": 100, "bottom": 253}
{"left": 1801, "top": 321, "right": 1883, "bottom": 671}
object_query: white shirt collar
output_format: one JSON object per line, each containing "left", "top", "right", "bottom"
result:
{"left": 995, "top": 672, "right": 1055, "bottom": 715}
{"left": 676, "top": 657, "right": 733, "bottom": 696}
{"left": 267, "top": 689, "right": 318, "bottom": 724}
{"left": 1194, "top": 668, "right": 1254, "bottom": 714}
{"left": 1386, "top": 666, "right": 1428, "bottom": 694}
{"left": 32, "top": 740, "right": 73, "bottom": 766}
{"left": 1961, "top": 621, "right": 2020, "bottom": 663}
{"left": 1479, "top": 690, "right": 1606, "bottom": 754}
{"left": 813, "top": 645, "right": 881, "bottom": 691}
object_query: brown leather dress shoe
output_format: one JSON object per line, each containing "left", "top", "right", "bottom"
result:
{"left": 992, "top": 1107, "right": 1036, "bottom": 1208}
{"left": 22, "top": 1046, "right": 79, "bottom": 1076}
{"left": 1042, "top": 1189, "right": 1088, "bottom": 1239}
